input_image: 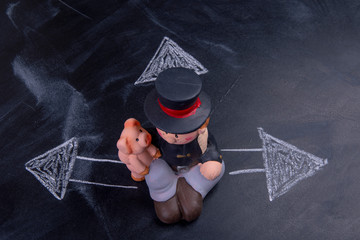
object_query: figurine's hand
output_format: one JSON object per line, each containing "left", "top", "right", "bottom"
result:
{"left": 199, "top": 161, "right": 222, "bottom": 180}
{"left": 147, "top": 144, "right": 161, "bottom": 159}
{"left": 118, "top": 150, "right": 130, "bottom": 164}
{"left": 153, "top": 148, "right": 162, "bottom": 159}
{"left": 128, "top": 154, "right": 147, "bottom": 175}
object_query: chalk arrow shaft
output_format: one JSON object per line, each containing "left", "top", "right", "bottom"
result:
{"left": 229, "top": 168, "right": 266, "bottom": 175}
{"left": 221, "top": 148, "right": 263, "bottom": 152}
{"left": 76, "top": 156, "right": 124, "bottom": 164}
{"left": 69, "top": 179, "right": 137, "bottom": 189}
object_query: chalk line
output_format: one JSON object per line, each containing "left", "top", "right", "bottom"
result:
{"left": 221, "top": 148, "right": 263, "bottom": 152}
{"left": 58, "top": 0, "right": 92, "bottom": 20}
{"left": 76, "top": 156, "right": 125, "bottom": 164}
{"left": 229, "top": 168, "right": 266, "bottom": 175}
{"left": 69, "top": 179, "right": 138, "bottom": 189}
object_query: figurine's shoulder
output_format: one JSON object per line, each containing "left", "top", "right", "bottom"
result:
{"left": 197, "top": 128, "right": 208, "bottom": 154}
{"left": 200, "top": 129, "right": 222, "bottom": 163}
{"left": 207, "top": 130, "right": 218, "bottom": 146}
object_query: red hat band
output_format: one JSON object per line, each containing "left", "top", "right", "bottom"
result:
{"left": 157, "top": 97, "right": 202, "bottom": 119}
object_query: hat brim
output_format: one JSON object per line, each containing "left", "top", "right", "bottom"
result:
{"left": 144, "top": 89, "right": 211, "bottom": 134}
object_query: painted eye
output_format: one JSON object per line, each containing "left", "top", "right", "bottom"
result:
{"left": 175, "top": 134, "right": 178, "bottom": 138}
{"left": 139, "top": 129, "right": 143, "bottom": 132}
{"left": 136, "top": 138, "right": 139, "bottom": 142}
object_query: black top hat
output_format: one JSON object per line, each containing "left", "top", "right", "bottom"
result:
{"left": 144, "top": 68, "right": 211, "bottom": 134}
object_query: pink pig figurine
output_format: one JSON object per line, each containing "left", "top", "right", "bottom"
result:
{"left": 116, "top": 118, "right": 161, "bottom": 181}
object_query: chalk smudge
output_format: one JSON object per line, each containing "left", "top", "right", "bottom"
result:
{"left": 6, "top": 1, "right": 20, "bottom": 29}
{"left": 6, "top": 0, "right": 59, "bottom": 32}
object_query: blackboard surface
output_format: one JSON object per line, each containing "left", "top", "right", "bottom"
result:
{"left": 1, "top": 0, "right": 360, "bottom": 239}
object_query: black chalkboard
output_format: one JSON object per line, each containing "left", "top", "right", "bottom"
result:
{"left": 1, "top": 0, "right": 360, "bottom": 239}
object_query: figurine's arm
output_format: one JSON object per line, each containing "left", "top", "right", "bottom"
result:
{"left": 197, "top": 128, "right": 208, "bottom": 154}
{"left": 199, "top": 161, "right": 223, "bottom": 180}
{"left": 147, "top": 144, "right": 162, "bottom": 159}
{"left": 198, "top": 131, "right": 223, "bottom": 180}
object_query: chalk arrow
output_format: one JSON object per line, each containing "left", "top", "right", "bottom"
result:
{"left": 134, "top": 36, "right": 208, "bottom": 85}
{"left": 259, "top": 128, "right": 328, "bottom": 201}
{"left": 25, "top": 138, "right": 136, "bottom": 200}
{"left": 25, "top": 138, "right": 78, "bottom": 200}
{"left": 225, "top": 128, "right": 328, "bottom": 201}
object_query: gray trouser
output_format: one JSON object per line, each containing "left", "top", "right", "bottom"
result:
{"left": 145, "top": 158, "right": 225, "bottom": 202}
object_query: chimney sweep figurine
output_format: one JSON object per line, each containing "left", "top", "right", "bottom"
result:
{"left": 117, "top": 68, "right": 225, "bottom": 224}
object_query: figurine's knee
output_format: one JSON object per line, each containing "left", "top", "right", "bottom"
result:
{"left": 218, "top": 161, "right": 225, "bottom": 179}
{"left": 146, "top": 159, "right": 174, "bottom": 187}
{"left": 184, "top": 161, "right": 225, "bottom": 198}
{"left": 145, "top": 159, "right": 178, "bottom": 202}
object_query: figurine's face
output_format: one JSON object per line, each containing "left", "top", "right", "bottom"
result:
{"left": 156, "top": 128, "right": 200, "bottom": 145}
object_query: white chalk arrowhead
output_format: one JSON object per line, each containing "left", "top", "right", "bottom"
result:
{"left": 134, "top": 36, "right": 208, "bottom": 85}
{"left": 258, "top": 128, "right": 328, "bottom": 201}
{"left": 25, "top": 138, "right": 78, "bottom": 200}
